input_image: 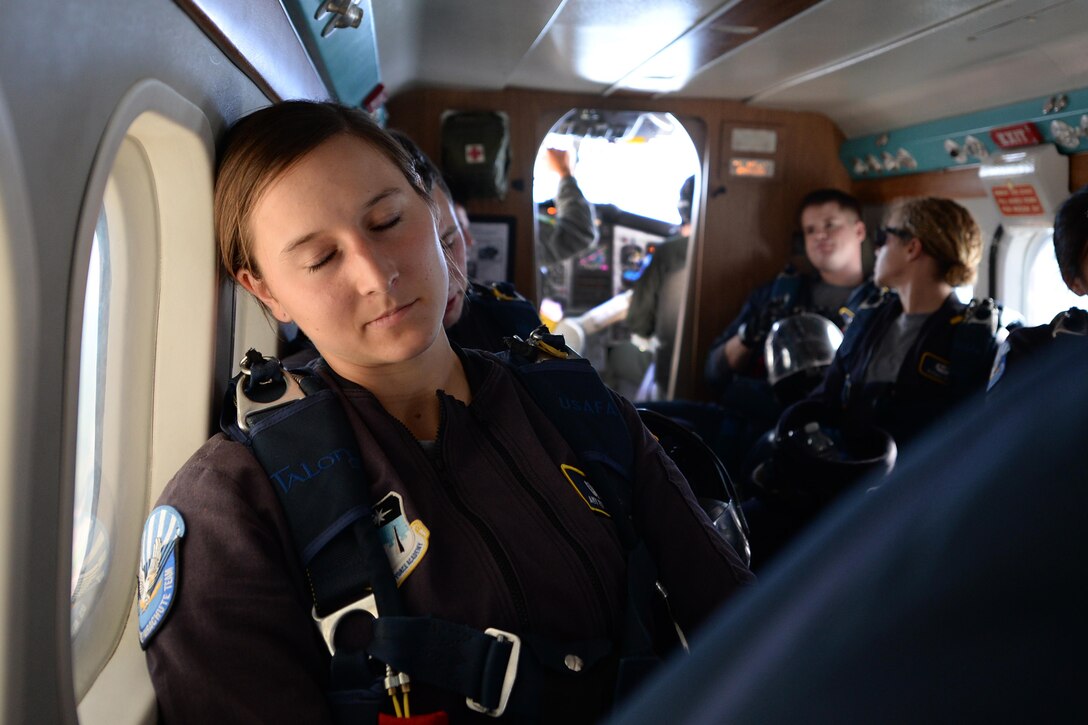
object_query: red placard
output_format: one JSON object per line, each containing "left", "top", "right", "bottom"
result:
{"left": 989, "top": 122, "right": 1043, "bottom": 149}
{"left": 991, "top": 183, "right": 1044, "bottom": 216}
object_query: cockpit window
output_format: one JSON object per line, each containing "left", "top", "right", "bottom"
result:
{"left": 533, "top": 111, "right": 698, "bottom": 225}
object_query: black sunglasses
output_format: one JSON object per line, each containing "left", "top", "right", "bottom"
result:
{"left": 874, "top": 226, "right": 910, "bottom": 248}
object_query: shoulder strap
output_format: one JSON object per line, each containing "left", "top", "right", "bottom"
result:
{"left": 837, "top": 289, "right": 889, "bottom": 360}
{"left": 465, "top": 281, "right": 543, "bottom": 342}
{"left": 498, "top": 328, "right": 669, "bottom": 686}
{"left": 950, "top": 298, "right": 1001, "bottom": 388}
{"left": 221, "top": 351, "right": 402, "bottom": 621}
{"left": 499, "top": 328, "right": 634, "bottom": 528}
{"left": 838, "top": 281, "right": 882, "bottom": 329}
{"left": 768, "top": 265, "right": 803, "bottom": 315}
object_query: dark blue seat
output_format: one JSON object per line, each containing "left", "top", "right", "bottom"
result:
{"left": 612, "top": 337, "right": 1088, "bottom": 723}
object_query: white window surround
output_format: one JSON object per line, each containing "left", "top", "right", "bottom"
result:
{"left": 66, "top": 79, "right": 218, "bottom": 723}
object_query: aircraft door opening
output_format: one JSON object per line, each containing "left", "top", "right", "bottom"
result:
{"left": 529, "top": 109, "right": 700, "bottom": 401}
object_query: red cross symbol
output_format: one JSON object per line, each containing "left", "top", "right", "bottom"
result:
{"left": 465, "top": 144, "right": 486, "bottom": 164}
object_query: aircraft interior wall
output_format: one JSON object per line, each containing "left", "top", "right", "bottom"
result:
{"left": 0, "top": 1, "right": 272, "bottom": 721}
{"left": 3, "top": 1, "right": 1088, "bottom": 722}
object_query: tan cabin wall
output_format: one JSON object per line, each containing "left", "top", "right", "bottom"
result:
{"left": 386, "top": 87, "right": 849, "bottom": 399}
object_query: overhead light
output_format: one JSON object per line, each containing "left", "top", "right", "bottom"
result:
{"left": 979, "top": 160, "right": 1036, "bottom": 178}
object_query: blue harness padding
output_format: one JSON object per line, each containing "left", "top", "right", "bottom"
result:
{"left": 499, "top": 343, "right": 664, "bottom": 689}
{"left": 220, "top": 339, "right": 665, "bottom": 721}
{"left": 465, "top": 281, "right": 542, "bottom": 341}
{"left": 948, "top": 298, "right": 1002, "bottom": 388}
{"left": 221, "top": 354, "right": 403, "bottom": 623}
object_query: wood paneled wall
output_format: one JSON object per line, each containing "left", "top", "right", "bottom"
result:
{"left": 1071, "top": 152, "right": 1088, "bottom": 190}
{"left": 386, "top": 87, "right": 849, "bottom": 398}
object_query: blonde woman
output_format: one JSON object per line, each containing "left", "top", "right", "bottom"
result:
{"left": 808, "top": 196, "right": 999, "bottom": 448}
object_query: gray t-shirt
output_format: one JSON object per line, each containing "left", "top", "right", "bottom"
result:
{"left": 810, "top": 280, "right": 857, "bottom": 320}
{"left": 864, "top": 312, "right": 929, "bottom": 384}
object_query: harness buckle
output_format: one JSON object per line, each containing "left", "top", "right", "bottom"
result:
{"left": 465, "top": 628, "right": 521, "bottom": 718}
{"left": 527, "top": 325, "right": 571, "bottom": 360}
{"left": 312, "top": 593, "right": 378, "bottom": 655}
{"left": 235, "top": 354, "right": 306, "bottom": 432}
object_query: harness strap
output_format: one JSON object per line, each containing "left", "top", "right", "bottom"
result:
{"left": 238, "top": 384, "right": 404, "bottom": 620}
{"left": 369, "top": 618, "right": 515, "bottom": 714}
{"left": 365, "top": 617, "right": 615, "bottom": 717}
{"left": 950, "top": 298, "right": 1001, "bottom": 389}
{"left": 768, "top": 265, "right": 803, "bottom": 315}
{"left": 500, "top": 331, "right": 667, "bottom": 683}
{"left": 838, "top": 281, "right": 881, "bottom": 329}
{"left": 465, "top": 281, "right": 542, "bottom": 342}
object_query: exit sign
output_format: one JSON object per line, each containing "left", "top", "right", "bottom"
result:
{"left": 990, "top": 123, "right": 1043, "bottom": 149}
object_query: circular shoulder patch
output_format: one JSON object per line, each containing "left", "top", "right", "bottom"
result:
{"left": 137, "top": 505, "right": 186, "bottom": 648}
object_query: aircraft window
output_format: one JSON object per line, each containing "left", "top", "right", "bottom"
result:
{"left": 68, "top": 133, "right": 161, "bottom": 701}
{"left": 71, "top": 211, "right": 111, "bottom": 638}
{"left": 534, "top": 119, "right": 698, "bottom": 224}
{"left": 1024, "top": 231, "right": 1082, "bottom": 325}
{"left": 953, "top": 285, "right": 974, "bottom": 304}
{"left": 70, "top": 86, "right": 217, "bottom": 721}
{"left": 533, "top": 109, "right": 700, "bottom": 401}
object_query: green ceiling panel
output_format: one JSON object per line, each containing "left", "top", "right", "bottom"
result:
{"left": 281, "top": 0, "right": 382, "bottom": 107}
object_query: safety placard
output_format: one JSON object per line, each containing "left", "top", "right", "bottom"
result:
{"left": 991, "top": 183, "right": 1044, "bottom": 216}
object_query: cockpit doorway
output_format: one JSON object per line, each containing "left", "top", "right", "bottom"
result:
{"left": 531, "top": 109, "right": 700, "bottom": 401}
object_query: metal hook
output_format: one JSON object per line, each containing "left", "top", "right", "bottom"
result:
{"left": 314, "top": 0, "right": 364, "bottom": 38}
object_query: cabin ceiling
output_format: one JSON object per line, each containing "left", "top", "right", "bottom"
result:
{"left": 371, "top": 0, "right": 1088, "bottom": 138}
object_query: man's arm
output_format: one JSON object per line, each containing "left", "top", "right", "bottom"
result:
{"left": 537, "top": 151, "right": 598, "bottom": 265}
{"left": 705, "top": 283, "right": 774, "bottom": 387}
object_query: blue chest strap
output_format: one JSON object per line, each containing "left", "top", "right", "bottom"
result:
{"left": 465, "top": 281, "right": 542, "bottom": 341}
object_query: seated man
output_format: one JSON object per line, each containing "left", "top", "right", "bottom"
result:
{"left": 988, "top": 183, "right": 1088, "bottom": 392}
{"left": 706, "top": 188, "right": 875, "bottom": 391}
{"left": 652, "top": 189, "right": 875, "bottom": 479}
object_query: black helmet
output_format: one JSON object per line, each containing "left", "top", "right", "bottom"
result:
{"left": 637, "top": 408, "right": 750, "bottom": 566}
{"left": 764, "top": 313, "right": 843, "bottom": 404}
{"left": 754, "top": 400, "right": 896, "bottom": 509}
